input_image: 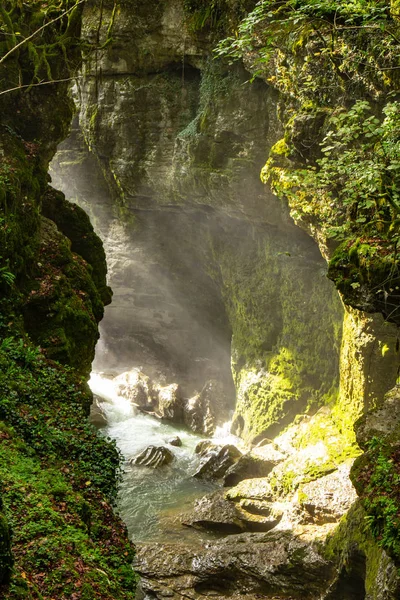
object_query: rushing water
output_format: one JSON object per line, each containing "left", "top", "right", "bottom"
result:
{"left": 89, "top": 373, "right": 226, "bottom": 543}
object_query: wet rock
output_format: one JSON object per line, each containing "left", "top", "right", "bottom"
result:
{"left": 365, "top": 549, "right": 400, "bottom": 600}
{"left": 166, "top": 436, "right": 182, "bottom": 447}
{"left": 295, "top": 462, "right": 357, "bottom": 525}
{"left": 226, "top": 477, "right": 274, "bottom": 503}
{"left": 130, "top": 446, "right": 174, "bottom": 468}
{"left": 134, "top": 529, "right": 335, "bottom": 599}
{"left": 184, "top": 379, "right": 231, "bottom": 435}
{"left": 156, "top": 383, "right": 184, "bottom": 423}
{"left": 223, "top": 450, "right": 281, "bottom": 487}
{"left": 194, "top": 440, "right": 219, "bottom": 456}
{"left": 114, "top": 369, "right": 155, "bottom": 410}
{"left": 89, "top": 396, "right": 108, "bottom": 427}
{"left": 194, "top": 444, "right": 242, "bottom": 480}
{"left": 236, "top": 499, "right": 283, "bottom": 532}
{"left": 251, "top": 442, "right": 287, "bottom": 463}
{"left": 182, "top": 491, "right": 245, "bottom": 534}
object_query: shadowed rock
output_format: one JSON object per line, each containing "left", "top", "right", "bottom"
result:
{"left": 223, "top": 451, "right": 282, "bottom": 487}
{"left": 182, "top": 491, "right": 283, "bottom": 535}
{"left": 166, "top": 436, "right": 182, "bottom": 447}
{"left": 182, "top": 491, "right": 245, "bottom": 534}
{"left": 134, "top": 529, "right": 335, "bottom": 599}
{"left": 194, "top": 444, "right": 242, "bottom": 480}
{"left": 89, "top": 396, "right": 108, "bottom": 427}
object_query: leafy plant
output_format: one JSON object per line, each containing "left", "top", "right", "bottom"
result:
{"left": 263, "top": 100, "right": 400, "bottom": 242}
{"left": 0, "top": 264, "right": 14, "bottom": 287}
{"left": 0, "top": 340, "right": 136, "bottom": 598}
{"left": 352, "top": 435, "right": 400, "bottom": 562}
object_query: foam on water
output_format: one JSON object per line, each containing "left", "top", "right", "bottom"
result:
{"left": 89, "top": 372, "right": 216, "bottom": 542}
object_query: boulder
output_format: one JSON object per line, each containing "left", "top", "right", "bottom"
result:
{"left": 295, "top": 462, "right": 357, "bottom": 525}
{"left": 184, "top": 379, "right": 231, "bottom": 436}
{"left": 223, "top": 450, "right": 282, "bottom": 487}
{"left": 182, "top": 491, "right": 245, "bottom": 534}
{"left": 166, "top": 436, "right": 182, "bottom": 447}
{"left": 89, "top": 396, "right": 108, "bottom": 427}
{"left": 225, "top": 477, "right": 274, "bottom": 503}
{"left": 156, "top": 383, "right": 183, "bottom": 423}
{"left": 236, "top": 499, "right": 283, "bottom": 532}
{"left": 130, "top": 446, "right": 174, "bottom": 468}
{"left": 194, "top": 444, "right": 242, "bottom": 480}
{"left": 114, "top": 369, "right": 155, "bottom": 410}
{"left": 194, "top": 440, "right": 219, "bottom": 456}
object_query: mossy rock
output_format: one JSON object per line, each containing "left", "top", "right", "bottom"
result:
{"left": 22, "top": 218, "right": 104, "bottom": 377}
{"left": 328, "top": 238, "right": 400, "bottom": 326}
{"left": 42, "top": 187, "right": 112, "bottom": 306}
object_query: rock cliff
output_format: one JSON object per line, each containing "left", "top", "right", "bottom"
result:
{"left": 0, "top": 2, "right": 133, "bottom": 598}
{"left": 43, "top": 0, "right": 400, "bottom": 597}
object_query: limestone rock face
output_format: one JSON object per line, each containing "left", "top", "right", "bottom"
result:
{"left": 355, "top": 384, "right": 400, "bottom": 450}
{"left": 50, "top": 0, "right": 350, "bottom": 441}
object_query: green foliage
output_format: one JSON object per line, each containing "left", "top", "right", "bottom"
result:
{"left": 0, "top": 341, "right": 136, "bottom": 598}
{"left": 0, "top": 262, "right": 15, "bottom": 288}
{"left": 216, "top": 0, "right": 400, "bottom": 323}
{"left": 0, "top": 0, "right": 84, "bottom": 89}
{"left": 183, "top": 0, "right": 250, "bottom": 33}
{"left": 352, "top": 435, "right": 400, "bottom": 562}
{"left": 215, "top": 0, "right": 397, "bottom": 93}
{"left": 263, "top": 100, "right": 400, "bottom": 242}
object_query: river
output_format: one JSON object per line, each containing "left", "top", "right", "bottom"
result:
{"left": 89, "top": 372, "right": 235, "bottom": 543}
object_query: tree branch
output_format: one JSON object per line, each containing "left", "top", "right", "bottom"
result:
{"left": 0, "top": 0, "right": 85, "bottom": 66}
{"left": 0, "top": 76, "right": 81, "bottom": 97}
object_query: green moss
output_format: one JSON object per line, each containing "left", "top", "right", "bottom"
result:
{"left": 328, "top": 238, "right": 400, "bottom": 324}
{"left": 0, "top": 340, "right": 136, "bottom": 599}
{"left": 0, "top": 509, "right": 12, "bottom": 585}
{"left": 351, "top": 434, "right": 400, "bottom": 564}
{"left": 213, "top": 229, "right": 343, "bottom": 441}
{"left": 323, "top": 502, "right": 391, "bottom": 596}
{"left": 41, "top": 187, "right": 112, "bottom": 306}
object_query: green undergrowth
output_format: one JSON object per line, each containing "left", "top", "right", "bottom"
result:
{"left": 352, "top": 435, "right": 400, "bottom": 564}
{"left": 183, "top": 0, "right": 254, "bottom": 34}
{"left": 0, "top": 337, "right": 136, "bottom": 599}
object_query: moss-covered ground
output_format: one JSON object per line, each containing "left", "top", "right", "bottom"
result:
{"left": 0, "top": 334, "right": 136, "bottom": 599}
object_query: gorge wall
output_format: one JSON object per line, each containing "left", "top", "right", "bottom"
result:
{"left": 48, "top": 1, "right": 400, "bottom": 598}
{"left": 0, "top": 2, "right": 134, "bottom": 597}
{"left": 1, "top": 0, "right": 400, "bottom": 598}
{"left": 52, "top": 0, "right": 398, "bottom": 444}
